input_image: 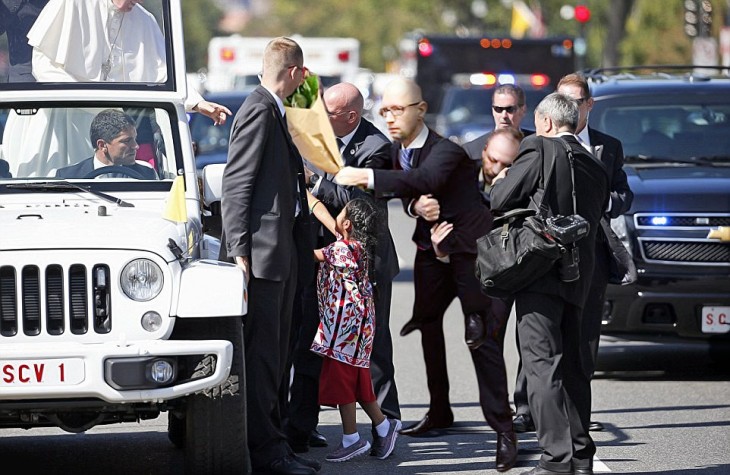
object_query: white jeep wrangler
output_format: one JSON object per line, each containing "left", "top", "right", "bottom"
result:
{"left": 0, "top": 2, "right": 248, "bottom": 473}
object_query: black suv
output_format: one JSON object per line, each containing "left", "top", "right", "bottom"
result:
{"left": 587, "top": 66, "right": 730, "bottom": 345}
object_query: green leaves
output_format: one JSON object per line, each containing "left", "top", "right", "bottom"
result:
{"left": 284, "top": 74, "right": 320, "bottom": 108}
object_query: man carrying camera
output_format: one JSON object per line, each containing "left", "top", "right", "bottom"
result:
{"left": 490, "top": 92, "right": 608, "bottom": 475}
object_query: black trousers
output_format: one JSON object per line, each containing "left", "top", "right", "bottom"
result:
{"left": 514, "top": 243, "right": 610, "bottom": 418}
{"left": 414, "top": 249, "right": 512, "bottom": 433}
{"left": 245, "top": 252, "right": 298, "bottom": 470}
{"left": 515, "top": 291, "right": 595, "bottom": 472}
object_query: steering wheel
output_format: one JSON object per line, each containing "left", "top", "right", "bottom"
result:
{"left": 84, "top": 166, "right": 146, "bottom": 180}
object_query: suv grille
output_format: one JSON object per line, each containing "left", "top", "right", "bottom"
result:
{"left": 639, "top": 238, "right": 730, "bottom": 266}
{"left": 0, "top": 264, "right": 112, "bottom": 337}
{"left": 636, "top": 214, "right": 730, "bottom": 228}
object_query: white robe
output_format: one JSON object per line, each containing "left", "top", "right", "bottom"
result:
{"left": 2, "top": 0, "right": 201, "bottom": 177}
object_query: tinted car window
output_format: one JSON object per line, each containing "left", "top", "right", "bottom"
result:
{"left": 591, "top": 92, "right": 730, "bottom": 161}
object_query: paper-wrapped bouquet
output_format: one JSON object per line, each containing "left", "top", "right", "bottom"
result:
{"left": 284, "top": 74, "right": 343, "bottom": 174}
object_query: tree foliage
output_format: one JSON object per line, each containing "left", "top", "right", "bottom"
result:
{"left": 186, "top": 0, "right": 729, "bottom": 73}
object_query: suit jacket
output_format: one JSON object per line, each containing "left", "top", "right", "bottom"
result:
{"left": 221, "top": 85, "right": 311, "bottom": 282}
{"left": 310, "top": 118, "right": 399, "bottom": 284}
{"left": 490, "top": 135, "right": 609, "bottom": 307}
{"left": 55, "top": 157, "right": 157, "bottom": 179}
{"left": 371, "top": 129, "right": 492, "bottom": 256}
{"left": 462, "top": 127, "right": 536, "bottom": 162}
{"left": 588, "top": 126, "right": 633, "bottom": 219}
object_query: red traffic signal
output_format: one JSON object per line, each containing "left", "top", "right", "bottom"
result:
{"left": 574, "top": 5, "right": 591, "bottom": 23}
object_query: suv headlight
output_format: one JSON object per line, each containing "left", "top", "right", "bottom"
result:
{"left": 610, "top": 216, "right": 633, "bottom": 256}
{"left": 121, "top": 259, "right": 163, "bottom": 301}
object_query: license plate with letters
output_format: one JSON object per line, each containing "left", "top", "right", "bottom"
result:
{"left": 0, "top": 358, "right": 85, "bottom": 386}
{"left": 701, "top": 306, "right": 730, "bottom": 334}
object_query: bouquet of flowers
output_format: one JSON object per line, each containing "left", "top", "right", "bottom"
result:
{"left": 284, "top": 74, "right": 343, "bottom": 174}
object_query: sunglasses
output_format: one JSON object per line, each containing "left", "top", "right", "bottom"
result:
{"left": 492, "top": 105, "right": 521, "bottom": 114}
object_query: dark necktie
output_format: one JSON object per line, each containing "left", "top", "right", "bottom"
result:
{"left": 400, "top": 148, "right": 414, "bottom": 171}
{"left": 336, "top": 138, "right": 345, "bottom": 156}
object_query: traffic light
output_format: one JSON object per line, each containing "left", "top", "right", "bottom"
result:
{"left": 574, "top": 5, "right": 591, "bottom": 24}
{"left": 684, "top": 0, "right": 699, "bottom": 37}
{"left": 685, "top": 0, "right": 713, "bottom": 37}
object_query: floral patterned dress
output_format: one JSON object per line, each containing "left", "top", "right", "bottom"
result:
{"left": 310, "top": 238, "right": 375, "bottom": 368}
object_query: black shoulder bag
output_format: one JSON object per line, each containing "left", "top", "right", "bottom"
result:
{"left": 475, "top": 137, "right": 590, "bottom": 298}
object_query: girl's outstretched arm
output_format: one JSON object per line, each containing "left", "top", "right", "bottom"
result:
{"left": 306, "top": 189, "right": 338, "bottom": 236}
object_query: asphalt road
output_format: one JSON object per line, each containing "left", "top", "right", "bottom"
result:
{"left": 1, "top": 202, "right": 729, "bottom": 474}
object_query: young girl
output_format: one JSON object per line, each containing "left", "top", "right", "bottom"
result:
{"left": 307, "top": 196, "right": 401, "bottom": 463}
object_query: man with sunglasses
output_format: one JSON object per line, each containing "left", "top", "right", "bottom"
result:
{"left": 335, "top": 77, "right": 516, "bottom": 473}
{"left": 462, "top": 83, "right": 534, "bottom": 163}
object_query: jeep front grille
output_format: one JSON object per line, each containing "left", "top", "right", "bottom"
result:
{"left": 0, "top": 264, "right": 112, "bottom": 337}
{"left": 639, "top": 238, "right": 730, "bottom": 266}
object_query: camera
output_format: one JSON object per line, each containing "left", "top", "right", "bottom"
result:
{"left": 545, "top": 214, "right": 590, "bottom": 245}
{"left": 559, "top": 246, "right": 581, "bottom": 282}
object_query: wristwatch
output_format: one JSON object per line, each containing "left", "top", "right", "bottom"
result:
{"left": 309, "top": 173, "right": 320, "bottom": 189}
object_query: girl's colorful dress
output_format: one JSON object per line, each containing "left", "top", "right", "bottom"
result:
{"left": 311, "top": 238, "right": 376, "bottom": 405}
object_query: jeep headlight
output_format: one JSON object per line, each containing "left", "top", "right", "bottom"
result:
{"left": 610, "top": 216, "right": 633, "bottom": 256}
{"left": 121, "top": 259, "right": 163, "bottom": 301}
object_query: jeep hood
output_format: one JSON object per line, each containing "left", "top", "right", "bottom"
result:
{"left": 0, "top": 204, "right": 183, "bottom": 258}
{"left": 625, "top": 165, "right": 730, "bottom": 212}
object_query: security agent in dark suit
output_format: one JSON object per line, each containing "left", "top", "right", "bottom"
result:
{"left": 490, "top": 92, "right": 609, "bottom": 475}
{"left": 462, "top": 83, "right": 534, "bottom": 164}
{"left": 283, "top": 82, "right": 401, "bottom": 451}
{"left": 55, "top": 109, "right": 157, "bottom": 180}
{"left": 511, "top": 75, "right": 635, "bottom": 435}
{"left": 220, "top": 37, "right": 319, "bottom": 475}
{"left": 335, "top": 77, "right": 516, "bottom": 473}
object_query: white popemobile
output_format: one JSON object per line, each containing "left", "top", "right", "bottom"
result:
{"left": 0, "top": 1, "right": 249, "bottom": 473}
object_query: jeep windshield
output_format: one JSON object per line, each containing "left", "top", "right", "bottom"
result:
{"left": 590, "top": 93, "right": 730, "bottom": 165}
{"left": 0, "top": 103, "right": 181, "bottom": 185}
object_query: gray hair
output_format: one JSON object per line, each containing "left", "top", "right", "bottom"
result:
{"left": 534, "top": 92, "right": 579, "bottom": 132}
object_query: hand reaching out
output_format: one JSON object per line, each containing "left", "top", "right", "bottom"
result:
{"left": 430, "top": 221, "right": 453, "bottom": 258}
{"left": 194, "top": 100, "right": 232, "bottom": 126}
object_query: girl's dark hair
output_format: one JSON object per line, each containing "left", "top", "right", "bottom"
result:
{"left": 345, "top": 198, "right": 380, "bottom": 278}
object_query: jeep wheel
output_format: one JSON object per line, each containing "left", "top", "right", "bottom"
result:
{"left": 173, "top": 316, "right": 250, "bottom": 475}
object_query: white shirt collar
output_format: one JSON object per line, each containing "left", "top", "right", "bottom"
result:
{"left": 262, "top": 85, "right": 286, "bottom": 117}
{"left": 338, "top": 120, "right": 360, "bottom": 148}
{"left": 403, "top": 124, "right": 429, "bottom": 150}
{"left": 577, "top": 127, "right": 591, "bottom": 147}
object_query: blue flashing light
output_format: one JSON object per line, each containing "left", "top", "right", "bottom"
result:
{"left": 651, "top": 216, "right": 668, "bottom": 226}
{"left": 497, "top": 73, "right": 516, "bottom": 85}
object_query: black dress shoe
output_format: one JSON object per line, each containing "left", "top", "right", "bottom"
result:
{"left": 496, "top": 431, "right": 518, "bottom": 472}
{"left": 465, "top": 313, "right": 486, "bottom": 350}
{"left": 574, "top": 468, "right": 593, "bottom": 474}
{"left": 588, "top": 421, "right": 604, "bottom": 432}
{"left": 513, "top": 413, "right": 536, "bottom": 433}
{"left": 400, "top": 319, "right": 422, "bottom": 337}
{"left": 399, "top": 413, "right": 453, "bottom": 436}
{"left": 290, "top": 453, "right": 321, "bottom": 472}
{"left": 266, "top": 455, "right": 316, "bottom": 475}
{"left": 308, "top": 429, "right": 328, "bottom": 447}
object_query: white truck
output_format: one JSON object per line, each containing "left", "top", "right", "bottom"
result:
{"left": 0, "top": 2, "right": 249, "bottom": 473}
{"left": 204, "top": 34, "right": 360, "bottom": 92}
